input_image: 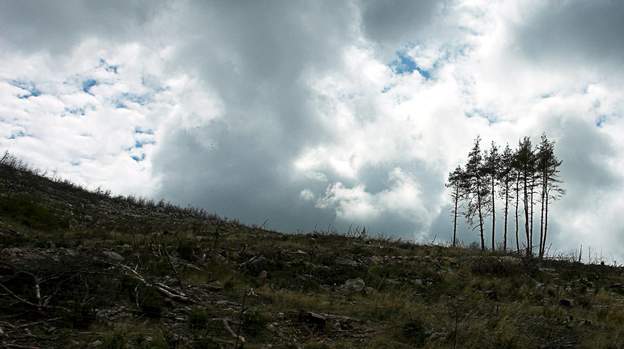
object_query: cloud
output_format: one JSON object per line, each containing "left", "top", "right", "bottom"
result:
{"left": 2, "top": 0, "right": 624, "bottom": 261}
{"left": 0, "top": 1, "right": 165, "bottom": 54}
{"left": 513, "top": 1, "right": 624, "bottom": 70}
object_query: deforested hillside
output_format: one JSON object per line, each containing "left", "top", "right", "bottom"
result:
{"left": 1, "top": 154, "right": 624, "bottom": 349}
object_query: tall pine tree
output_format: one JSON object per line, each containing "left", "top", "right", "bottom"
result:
{"left": 516, "top": 137, "right": 535, "bottom": 255}
{"left": 464, "top": 137, "right": 490, "bottom": 251}
{"left": 499, "top": 144, "right": 514, "bottom": 252}
{"left": 484, "top": 142, "right": 500, "bottom": 250}
{"left": 446, "top": 166, "right": 465, "bottom": 247}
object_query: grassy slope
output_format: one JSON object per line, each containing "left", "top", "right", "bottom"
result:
{"left": 1, "top": 159, "right": 624, "bottom": 348}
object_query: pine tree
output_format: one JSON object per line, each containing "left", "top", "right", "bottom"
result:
{"left": 536, "top": 134, "right": 564, "bottom": 258}
{"left": 484, "top": 142, "right": 500, "bottom": 250}
{"left": 516, "top": 137, "right": 535, "bottom": 256}
{"left": 464, "top": 137, "right": 490, "bottom": 251}
{"left": 498, "top": 144, "right": 514, "bottom": 252}
{"left": 446, "top": 166, "right": 465, "bottom": 247}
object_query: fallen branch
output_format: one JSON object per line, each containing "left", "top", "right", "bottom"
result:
{"left": 117, "top": 264, "right": 195, "bottom": 304}
{"left": 0, "top": 282, "right": 69, "bottom": 313}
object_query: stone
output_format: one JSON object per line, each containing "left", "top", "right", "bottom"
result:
{"left": 102, "top": 250, "right": 124, "bottom": 261}
{"left": 335, "top": 257, "right": 359, "bottom": 267}
{"left": 341, "top": 278, "right": 365, "bottom": 293}
{"left": 299, "top": 311, "right": 326, "bottom": 331}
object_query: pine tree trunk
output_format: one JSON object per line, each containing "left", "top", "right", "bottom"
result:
{"left": 539, "top": 176, "right": 546, "bottom": 258}
{"left": 504, "top": 181, "right": 509, "bottom": 252}
{"left": 453, "top": 184, "right": 459, "bottom": 247}
{"left": 529, "top": 176, "right": 535, "bottom": 255}
{"left": 523, "top": 173, "right": 530, "bottom": 256}
{"left": 544, "top": 184, "right": 550, "bottom": 257}
{"left": 491, "top": 176, "right": 496, "bottom": 251}
{"left": 477, "top": 183, "right": 485, "bottom": 251}
{"left": 515, "top": 176, "right": 520, "bottom": 253}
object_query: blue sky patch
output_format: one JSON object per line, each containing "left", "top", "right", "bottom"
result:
{"left": 8, "top": 130, "right": 28, "bottom": 140}
{"left": 389, "top": 51, "right": 432, "bottom": 80}
{"left": 99, "top": 58, "right": 119, "bottom": 74}
{"left": 595, "top": 115, "right": 608, "bottom": 127}
{"left": 131, "top": 153, "right": 146, "bottom": 162}
{"left": 10, "top": 80, "right": 41, "bottom": 99}
{"left": 82, "top": 79, "right": 97, "bottom": 94}
{"left": 134, "top": 127, "right": 155, "bottom": 135}
{"left": 134, "top": 139, "right": 156, "bottom": 148}
{"left": 113, "top": 92, "right": 152, "bottom": 109}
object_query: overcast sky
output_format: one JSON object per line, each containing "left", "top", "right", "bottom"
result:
{"left": 1, "top": 0, "right": 623, "bottom": 261}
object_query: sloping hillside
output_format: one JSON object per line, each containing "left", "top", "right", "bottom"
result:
{"left": 1, "top": 155, "right": 623, "bottom": 348}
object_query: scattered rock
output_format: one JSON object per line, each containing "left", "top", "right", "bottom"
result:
{"left": 335, "top": 257, "right": 359, "bottom": 267}
{"left": 299, "top": 311, "right": 326, "bottom": 331}
{"left": 91, "top": 339, "right": 103, "bottom": 347}
{"left": 102, "top": 250, "right": 124, "bottom": 261}
{"left": 341, "top": 278, "right": 365, "bottom": 293}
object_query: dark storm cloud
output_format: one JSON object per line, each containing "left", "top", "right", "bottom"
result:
{"left": 515, "top": 1, "right": 624, "bottom": 68}
{"left": 0, "top": 0, "right": 165, "bottom": 53}
{"left": 359, "top": 0, "right": 441, "bottom": 47}
{"left": 152, "top": 1, "right": 359, "bottom": 232}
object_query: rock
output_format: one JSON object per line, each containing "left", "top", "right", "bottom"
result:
{"left": 299, "top": 311, "right": 326, "bottom": 331}
{"left": 412, "top": 278, "right": 424, "bottom": 286}
{"left": 102, "top": 251, "right": 124, "bottom": 261}
{"left": 341, "top": 278, "right": 365, "bottom": 293}
{"left": 91, "top": 340, "right": 103, "bottom": 347}
{"left": 559, "top": 299, "right": 573, "bottom": 308}
{"left": 242, "top": 255, "right": 269, "bottom": 273}
{"left": 335, "top": 257, "right": 359, "bottom": 267}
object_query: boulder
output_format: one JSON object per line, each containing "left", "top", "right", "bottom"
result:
{"left": 341, "top": 278, "right": 365, "bottom": 293}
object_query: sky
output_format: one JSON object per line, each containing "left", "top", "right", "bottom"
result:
{"left": 1, "top": 0, "right": 624, "bottom": 262}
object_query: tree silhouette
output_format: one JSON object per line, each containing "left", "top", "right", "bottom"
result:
{"left": 483, "top": 142, "right": 500, "bottom": 250}
{"left": 463, "top": 137, "right": 490, "bottom": 251}
{"left": 448, "top": 134, "right": 564, "bottom": 257}
{"left": 536, "top": 134, "right": 564, "bottom": 258}
{"left": 446, "top": 166, "right": 465, "bottom": 247}
{"left": 515, "top": 137, "right": 534, "bottom": 255}
{"left": 498, "top": 144, "right": 515, "bottom": 252}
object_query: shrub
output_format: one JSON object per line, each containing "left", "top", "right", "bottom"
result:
{"left": 401, "top": 318, "right": 430, "bottom": 347}
{"left": 189, "top": 307, "right": 209, "bottom": 330}
{"left": 137, "top": 286, "right": 164, "bottom": 318}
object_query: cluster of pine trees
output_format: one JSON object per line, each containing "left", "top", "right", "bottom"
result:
{"left": 447, "top": 134, "right": 564, "bottom": 258}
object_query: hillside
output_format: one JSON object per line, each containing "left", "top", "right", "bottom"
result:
{"left": 1, "top": 155, "right": 624, "bottom": 349}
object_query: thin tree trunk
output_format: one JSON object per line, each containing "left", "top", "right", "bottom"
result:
{"left": 544, "top": 188, "right": 549, "bottom": 257}
{"left": 504, "top": 181, "right": 509, "bottom": 252}
{"left": 523, "top": 173, "right": 530, "bottom": 256}
{"left": 477, "top": 183, "right": 485, "bottom": 251}
{"left": 515, "top": 176, "right": 520, "bottom": 253}
{"left": 491, "top": 176, "right": 496, "bottom": 251}
{"left": 539, "top": 176, "right": 546, "bottom": 258}
{"left": 453, "top": 184, "right": 459, "bottom": 247}
{"left": 529, "top": 176, "right": 535, "bottom": 255}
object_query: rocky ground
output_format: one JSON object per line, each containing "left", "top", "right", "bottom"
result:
{"left": 1, "top": 156, "right": 624, "bottom": 348}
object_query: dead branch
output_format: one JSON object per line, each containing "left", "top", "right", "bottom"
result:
{"left": 116, "top": 264, "right": 195, "bottom": 304}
